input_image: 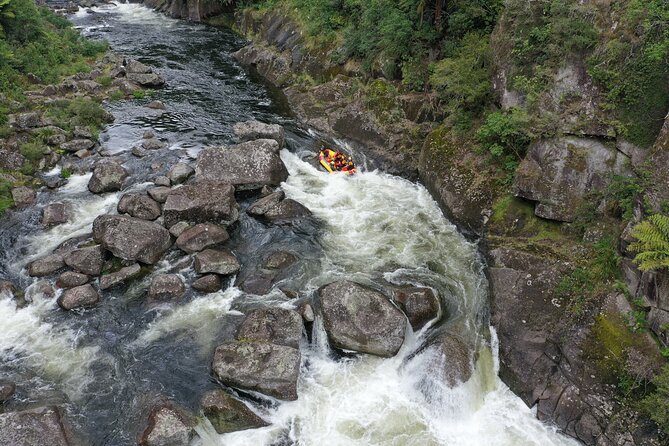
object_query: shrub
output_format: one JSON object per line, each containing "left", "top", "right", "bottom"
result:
{"left": 641, "top": 364, "right": 669, "bottom": 435}
{"left": 475, "top": 107, "right": 532, "bottom": 159}
{"left": 19, "top": 141, "right": 48, "bottom": 162}
{"left": 628, "top": 214, "right": 669, "bottom": 272}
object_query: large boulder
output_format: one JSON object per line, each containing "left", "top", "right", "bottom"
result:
{"left": 191, "top": 274, "right": 221, "bottom": 293}
{"left": 247, "top": 191, "right": 311, "bottom": 222}
{"left": 56, "top": 271, "right": 89, "bottom": 289}
{"left": 41, "top": 203, "right": 69, "bottom": 226}
{"left": 513, "top": 137, "right": 630, "bottom": 222}
{"left": 139, "top": 402, "right": 195, "bottom": 446}
{"left": 88, "top": 161, "right": 128, "bottom": 194}
{"left": 63, "top": 245, "right": 105, "bottom": 276}
{"left": 201, "top": 389, "right": 269, "bottom": 434}
{"left": 212, "top": 341, "right": 300, "bottom": 400}
{"left": 27, "top": 253, "right": 65, "bottom": 277}
{"left": 247, "top": 190, "right": 284, "bottom": 216}
{"left": 162, "top": 182, "right": 239, "bottom": 229}
{"left": 127, "top": 72, "right": 165, "bottom": 88}
{"left": 11, "top": 186, "right": 36, "bottom": 207}
{"left": 319, "top": 281, "right": 407, "bottom": 357}
{"left": 147, "top": 187, "right": 171, "bottom": 204}
{"left": 92, "top": 215, "right": 172, "bottom": 264}
{"left": 147, "top": 274, "right": 185, "bottom": 303}
{"left": 237, "top": 307, "right": 303, "bottom": 348}
{"left": 0, "top": 406, "right": 79, "bottom": 446}
{"left": 175, "top": 223, "right": 229, "bottom": 254}
{"left": 167, "top": 163, "right": 194, "bottom": 185}
{"left": 195, "top": 140, "right": 288, "bottom": 190}
{"left": 117, "top": 192, "right": 162, "bottom": 221}
{"left": 193, "top": 249, "right": 240, "bottom": 275}
{"left": 61, "top": 139, "right": 95, "bottom": 153}
{"left": 233, "top": 120, "right": 285, "bottom": 149}
{"left": 418, "top": 332, "right": 474, "bottom": 387}
{"left": 57, "top": 284, "right": 100, "bottom": 310}
{"left": 394, "top": 287, "right": 440, "bottom": 331}
{"left": 99, "top": 263, "right": 142, "bottom": 290}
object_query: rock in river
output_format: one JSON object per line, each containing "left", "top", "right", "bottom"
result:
{"left": 194, "top": 249, "right": 240, "bottom": 275}
{"left": 319, "top": 281, "right": 407, "bottom": 357}
{"left": 41, "top": 203, "right": 69, "bottom": 226}
{"left": 0, "top": 406, "right": 80, "bottom": 446}
{"left": 27, "top": 253, "right": 65, "bottom": 277}
{"left": 237, "top": 307, "right": 303, "bottom": 348}
{"left": 201, "top": 389, "right": 269, "bottom": 434}
{"left": 175, "top": 223, "right": 229, "bottom": 254}
{"left": 162, "top": 182, "right": 239, "bottom": 229}
{"left": 56, "top": 271, "right": 89, "bottom": 289}
{"left": 139, "top": 402, "right": 195, "bottom": 446}
{"left": 148, "top": 274, "right": 185, "bottom": 303}
{"left": 191, "top": 274, "right": 221, "bottom": 293}
{"left": 57, "top": 284, "right": 100, "bottom": 310}
{"left": 394, "top": 286, "right": 440, "bottom": 331}
{"left": 117, "top": 192, "right": 162, "bottom": 221}
{"left": 63, "top": 245, "right": 105, "bottom": 276}
{"left": 93, "top": 215, "right": 172, "bottom": 264}
{"left": 233, "top": 120, "right": 285, "bottom": 149}
{"left": 195, "top": 139, "right": 288, "bottom": 190}
{"left": 99, "top": 263, "right": 142, "bottom": 290}
{"left": 88, "top": 161, "right": 128, "bottom": 194}
{"left": 212, "top": 340, "right": 300, "bottom": 401}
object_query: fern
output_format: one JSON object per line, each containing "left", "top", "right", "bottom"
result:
{"left": 628, "top": 214, "right": 669, "bottom": 271}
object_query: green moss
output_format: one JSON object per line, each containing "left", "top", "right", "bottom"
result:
{"left": 0, "top": 177, "right": 14, "bottom": 215}
{"left": 565, "top": 143, "right": 587, "bottom": 172}
{"left": 489, "top": 195, "right": 563, "bottom": 240}
{"left": 586, "top": 312, "right": 642, "bottom": 384}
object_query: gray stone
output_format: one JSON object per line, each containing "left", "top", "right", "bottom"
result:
{"left": 125, "top": 59, "right": 152, "bottom": 74}
{"left": 61, "top": 139, "right": 95, "bottom": 153}
{"left": 57, "top": 284, "right": 100, "bottom": 310}
{"left": 201, "top": 389, "right": 268, "bottom": 434}
{"left": 27, "top": 253, "right": 65, "bottom": 277}
{"left": 11, "top": 186, "right": 36, "bottom": 207}
{"left": 194, "top": 249, "right": 240, "bottom": 275}
{"left": 92, "top": 215, "right": 172, "bottom": 264}
{"left": 167, "top": 163, "right": 194, "bottom": 184}
{"left": 212, "top": 341, "right": 300, "bottom": 400}
{"left": 0, "top": 380, "right": 15, "bottom": 403}
{"left": 0, "top": 149, "right": 26, "bottom": 170}
{"left": 11, "top": 112, "right": 42, "bottom": 129}
{"left": 263, "top": 251, "right": 297, "bottom": 270}
{"left": 88, "top": 162, "right": 128, "bottom": 194}
{"left": 237, "top": 273, "right": 275, "bottom": 295}
{"left": 176, "top": 223, "right": 229, "bottom": 254}
{"left": 394, "top": 287, "right": 440, "bottom": 331}
{"left": 117, "top": 192, "right": 162, "bottom": 220}
{"left": 319, "top": 281, "right": 407, "bottom": 357}
{"left": 142, "top": 138, "right": 166, "bottom": 150}
{"left": 237, "top": 307, "right": 303, "bottom": 348}
{"left": 63, "top": 245, "right": 105, "bottom": 276}
{"left": 147, "top": 100, "right": 166, "bottom": 110}
{"left": 263, "top": 199, "right": 311, "bottom": 221}
{"left": 148, "top": 274, "right": 185, "bottom": 303}
{"left": 73, "top": 126, "right": 92, "bottom": 139}
{"left": 192, "top": 274, "right": 221, "bottom": 293}
{"left": 74, "top": 149, "right": 92, "bottom": 159}
{"left": 195, "top": 139, "right": 288, "bottom": 190}
{"left": 143, "top": 130, "right": 156, "bottom": 139}
{"left": 298, "top": 303, "right": 315, "bottom": 322}
{"left": 247, "top": 191, "right": 284, "bottom": 217}
{"left": 163, "top": 182, "right": 239, "bottom": 228}
{"left": 513, "top": 137, "right": 631, "bottom": 222}
{"left": 0, "top": 406, "right": 77, "bottom": 446}
{"left": 147, "top": 187, "right": 171, "bottom": 204}
{"left": 420, "top": 332, "right": 474, "bottom": 387}
{"left": 168, "top": 221, "right": 190, "bottom": 238}
{"left": 99, "top": 263, "right": 142, "bottom": 290}
{"left": 132, "top": 146, "right": 148, "bottom": 157}
{"left": 56, "top": 271, "right": 89, "bottom": 289}
{"left": 127, "top": 72, "right": 165, "bottom": 88}
{"left": 41, "top": 203, "right": 69, "bottom": 226}
{"left": 154, "top": 176, "right": 171, "bottom": 187}
{"left": 139, "top": 402, "right": 195, "bottom": 446}
{"left": 233, "top": 120, "right": 285, "bottom": 149}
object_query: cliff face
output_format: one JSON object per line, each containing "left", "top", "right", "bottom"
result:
{"left": 218, "top": 4, "right": 669, "bottom": 445}
{"left": 136, "top": 0, "right": 229, "bottom": 21}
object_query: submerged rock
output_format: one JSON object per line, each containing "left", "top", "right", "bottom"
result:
{"left": 92, "top": 215, "right": 172, "bottom": 264}
{"left": 139, "top": 402, "right": 195, "bottom": 446}
{"left": 394, "top": 286, "right": 440, "bottom": 331}
{"left": 117, "top": 192, "right": 162, "bottom": 221}
{"left": 319, "top": 281, "right": 407, "bottom": 357}
{"left": 193, "top": 249, "right": 240, "bottom": 275}
{"left": 175, "top": 223, "right": 229, "bottom": 254}
{"left": 142, "top": 138, "right": 166, "bottom": 151}
{"left": 195, "top": 139, "right": 288, "bottom": 190}
{"left": 237, "top": 307, "right": 303, "bottom": 348}
{"left": 201, "top": 389, "right": 269, "bottom": 434}
{"left": 147, "top": 274, "right": 185, "bottom": 303}
{"left": 88, "top": 161, "right": 128, "bottom": 194}
{"left": 191, "top": 274, "right": 221, "bottom": 293}
{"left": 57, "top": 284, "right": 100, "bottom": 310}
{"left": 419, "top": 332, "right": 474, "bottom": 387}
{"left": 162, "top": 182, "right": 239, "bottom": 229}
{"left": 63, "top": 245, "right": 105, "bottom": 276}
{"left": 99, "top": 263, "right": 142, "bottom": 290}
{"left": 212, "top": 340, "right": 300, "bottom": 400}
{"left": 0, "top": 406, "right": 79, "bottom": 446}
{"left": 233, "top": 120, "right": 285, "bottom": 149}
{"left": 263, "top": 251, "right": 297, "bottom": 270}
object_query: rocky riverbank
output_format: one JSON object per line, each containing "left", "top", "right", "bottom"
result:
{"left": 223, "top": 5, "right": 669, "bottom": 446}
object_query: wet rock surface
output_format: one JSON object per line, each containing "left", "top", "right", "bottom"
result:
{"left": 63, "top": 245, "right": 105, "bottom": 276}
{"left": 117, "top": 192, "right": 162, "bottom": 220}
{"left": 56, "top": 271, "right": 90, "bottom": 289}
{"left": 57, "top": 284, "right": 100, "bottom": 310}
{"left": 175, "top": 223, "right": 229, "bottom": 254}
{"left": 93, "top": 215, "right": 172, "bottom": 264}
{"left": 393, "top": 286, "right": 440, "bottom": 331}
{"left": 201, "top": 389, "right": 269, "bottom": 434}
{"left": 319, "top": 281, "right": 407, "bottom": 357}
{"left": 99, "top": 263, "right": 142, "bottom": 290}
{"left": 0, "top": 406, "right": 78, "bottom": 446}
{"left": 233, "top": 120, "right": 285, "bottom": 149}
{"left": 88, "top": 161, "right": 128, "bottom": 194}
{"left": 191, "top": 274, "right": 221, "bottom": 293}
{"left": 139, "top": 402, "right": 195, "bottom": 446}
{"left": 147, "top": 274, "right": 186, "bottom": 303}
{"left": 236, "top": 307, "right": 303, "bottom": 349}
{"left": 193, "top": 249, "right": 240, "bottom": 275}
{"left": 27, "top": 253, "right": 65, "bottom": 277}
{"left": 41, "top": 203, "right": 69, "bottom": 226}
{"left": 162, "top": 182, "right": 239, "bottom": 228}
{"left": 212, "top": 340, "right": 301, "bottom": 401}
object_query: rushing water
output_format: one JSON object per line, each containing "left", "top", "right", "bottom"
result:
{"left": 0, "top": 4, "right": 580, "bottom": 445}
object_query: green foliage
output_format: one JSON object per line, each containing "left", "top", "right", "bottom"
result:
{"left": 45, "top": 98, "right": 108, "bottom": 133}
{"left": 362, "top": 79, "right": 403, "bottom": 124}
{"left": 19, "top": 141, "right": 47, "bottom": 162}
{"left": 132, "top": 89, "right": 146, "bottom": 99}
{"left": 0, "top": 176, "right": 13, "bottom": 215}
{"left": 476, "top": 107, "right": 532, "bottom": 159}
{"left": 60, "top": 168, "right": 72, "bottom": 178}
{"left": 642, "top": 364, "right": 669, "bottom": 435}
{"left": 628, "top": 214, "right": 669, "bottom": 272}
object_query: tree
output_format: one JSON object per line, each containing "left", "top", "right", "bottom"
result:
{"left": 628, "top": 214, "right": 669, "bottom": 271}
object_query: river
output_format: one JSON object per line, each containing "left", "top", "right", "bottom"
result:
{"left": 0, "top": 4, "right": 580, "bottom": 446}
